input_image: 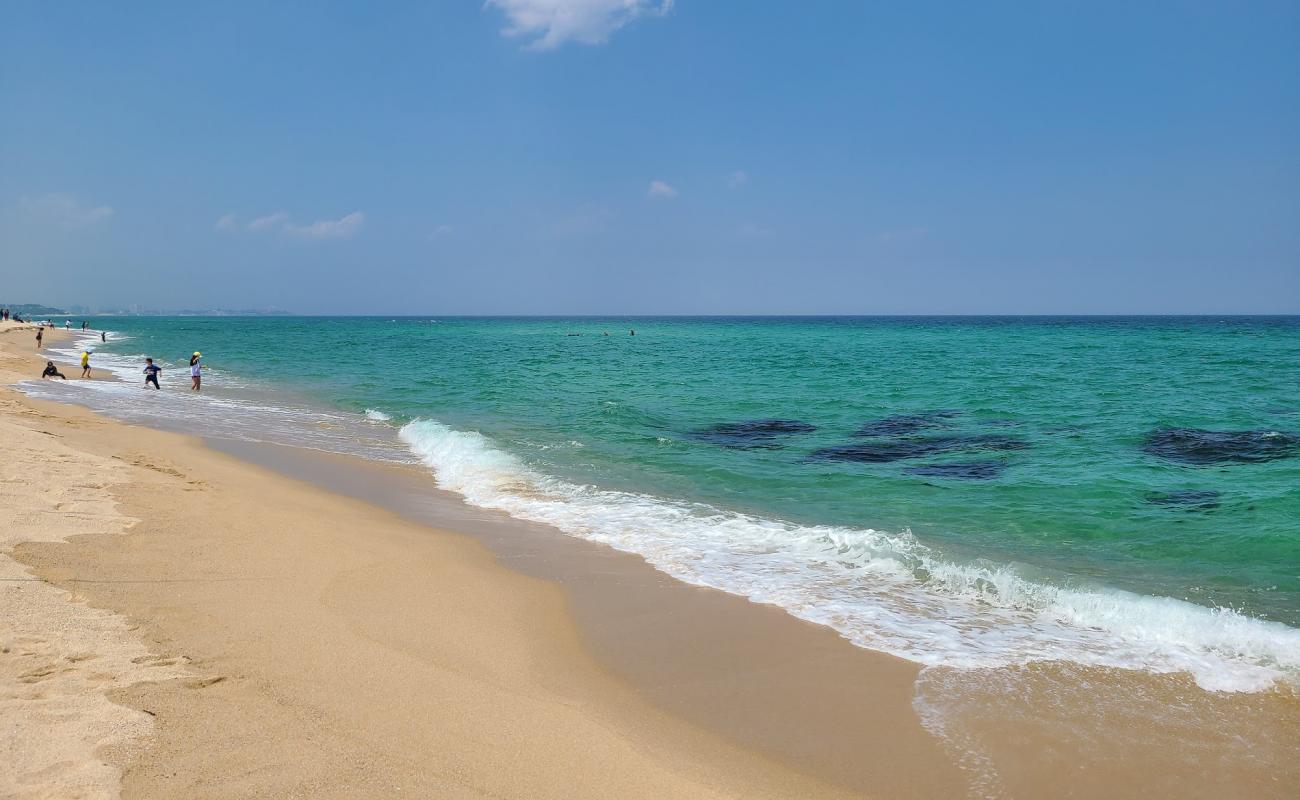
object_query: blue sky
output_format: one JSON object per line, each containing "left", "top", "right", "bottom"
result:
{"left": 2, "top": 1, "right": 1297, "bottom": 314}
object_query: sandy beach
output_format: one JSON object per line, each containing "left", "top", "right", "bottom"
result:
{"left": 0, "top": 323, "right": 952, "bottom": 799}
{"left": 2, "top": 322, "right": 1298, "bottom": 799}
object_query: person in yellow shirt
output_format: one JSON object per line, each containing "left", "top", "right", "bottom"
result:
{"left": 80, "top": 351, "right": 92, "bottom": 378}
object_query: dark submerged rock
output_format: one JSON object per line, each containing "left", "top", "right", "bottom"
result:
{"left": 692, "top": 419, "right": 817, "bottom": 449}
{"left": 853, "top": 411, "right": 960, "bottom": 437}
{"left": 903, "top": 461, "right": 1008, "bottom": 480}
{"left": 1144, "top": 490, "right": 1221, "bottom": 512}
{"left": 811, "top": 433, "right": 1028, "bottom": 463}
{"left": 1141, "top": 428, "right": 1300, "bottom": 465}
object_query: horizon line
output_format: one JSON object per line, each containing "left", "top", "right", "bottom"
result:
{"left": 67, "top": 312, "right": 1300, "bottom": 319}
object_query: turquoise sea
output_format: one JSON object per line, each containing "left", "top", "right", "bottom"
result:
{"left": 27, "top": 316, "right": 1300, "bottom": 691}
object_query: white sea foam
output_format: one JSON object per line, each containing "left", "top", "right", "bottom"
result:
{"left": 364, "top": 409, "right": 393, "bottom": 422}
{"left": 399, "top": 417, "right": 1300, "bottom": 692}
{"left": 23, "top": 332, "right": 412, "bottom": 464}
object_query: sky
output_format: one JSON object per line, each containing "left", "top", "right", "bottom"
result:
{"left": 1, "top": 0, "right": 1297, "bottom": 314}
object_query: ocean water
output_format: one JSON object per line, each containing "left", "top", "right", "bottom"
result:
{"left": 24, "top": 316, "right": 1300, "bottom": 692}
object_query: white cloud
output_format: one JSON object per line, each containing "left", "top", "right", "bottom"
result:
{"left": 430, "top": 224, "right": 454, "bottom": 239}
{"left": 20, "top": 193, "right": 113, "bottom": 229}
{"left": 648, "top": 180, "right": 677, "bottom": 199}
{"left": 487, "top": 0, "right": 673, "bottom": 50}
{"left": 216, "top": 210, "right": 364, "bottom": 240}
{"left": 284, "top": 211, "right": 365, "bottom": 240}
{"left": 727, "top": 170, "right": 748, "bottom": 188}
{"left": 246, "top": 211, "right": 289, "bottom": 232}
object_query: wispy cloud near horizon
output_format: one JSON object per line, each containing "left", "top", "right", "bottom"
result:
{"left": 246, "top": 211, "right": 290, "bottom": 232}
{"left": 284, "top": 211, "right": 365, "bottom": 240}
{"left": 216, "top": 210, "right": 364, "bottom": 240}
{"left": 648, "top": 180, "right": 677, "bottom": 199}
{"left": 487, "top": 0, "right": 673, "bottom": 50}
{"left": 20, "top": 193, "right": 113, "bottom": 229}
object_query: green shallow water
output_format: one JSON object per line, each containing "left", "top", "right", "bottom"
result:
{"left": 85, "top": 316, "right": 1300, "bottom": 625}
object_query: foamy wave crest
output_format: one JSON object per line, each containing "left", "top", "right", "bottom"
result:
{"left": 401, "top": 418, "right": 1300, "bottom": 691}
{"left": 365, "top": 409, "right": 393, "bottom": 422}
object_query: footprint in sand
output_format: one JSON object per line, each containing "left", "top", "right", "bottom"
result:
{"left": 118, "top": 454, "right": 187, "bottom": 480}
{"left": 18, "top": 663, "right": 66, "bottom": 683}
{"left": 130, "top": 653, "right": 179, "bottom": 667}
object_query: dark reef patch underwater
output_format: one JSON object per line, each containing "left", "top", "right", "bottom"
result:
{"left": 852, "top": 411, "right": 960, "bottom": 437}
{"left": 1143, "top": 490, "right": 1222, "bottom": 512}
{"left": 812, "top": 433, "right": 1029, "bottom": 463}
{"left": 1141, "top": 428, "right": 1300, "bottom": 465}
{"left": 903, "top": 461, "right": 1009, "bottom": 480}
{"left": 690, "top": 418, "right": 817, "bottom": 449}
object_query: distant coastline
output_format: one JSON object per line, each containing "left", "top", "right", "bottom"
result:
{"left": 0, "top": 304, "right": 294, "bottom": 317}
{"left": 91, "top": 309, "right": 295, "bottom": 317}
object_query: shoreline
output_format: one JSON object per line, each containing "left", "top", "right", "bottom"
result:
{"left": 35, "top": 318, "right": 1300, "bottom": 688}
{"left": 3, "top": 324, "right": 1298, "bottom": 798}
{"left": 2, "top": 324, "right": 949, "bottom": 798}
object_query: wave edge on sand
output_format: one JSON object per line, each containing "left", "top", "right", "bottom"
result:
{"left": 398, "top": 417, "right": 1300, "bottom": 693}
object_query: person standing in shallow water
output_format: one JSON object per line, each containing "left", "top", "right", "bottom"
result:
{"left": 80, "top": 350, "right": 92, "bottom": 378}
{"left": 143, "top": 358, "right": 162, "bottom": 390}
{"left": 190, "top": 352, "right": 202, "bottom": 391}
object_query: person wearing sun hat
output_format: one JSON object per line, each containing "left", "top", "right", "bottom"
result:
{"left": 189, "top": 351, "right": 202, "bottom": 391}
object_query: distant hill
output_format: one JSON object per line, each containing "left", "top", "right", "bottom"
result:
{"left": 1, "top": 303, "right": 293, "bottom": 317}
{"left": 93, "top": 308, "right": 294, "bottom": 317}
{"left": 0, "top": 303, "right": 67, "bottom": 316}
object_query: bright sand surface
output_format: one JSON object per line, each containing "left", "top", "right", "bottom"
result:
{"left": 2, "top": 323, "right": 1298, "bottom": 799}
{"left": 1, "top": 326, "right": 945, "bottom": 798}
{"left": 1, "top": 326, "right": 185, "bottom": 799}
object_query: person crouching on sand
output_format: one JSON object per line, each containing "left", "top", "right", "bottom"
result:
{"left": 143, "top": 358, "right": 162, "bottom": 390}
{"left": 80, "top": 351, "right": 92, "bottom": 378}
{"left": 41, "top": 361, "right": 67, "bottom": 380}
{"left": 190, "top": 352, "right": 202, "bottom": 391}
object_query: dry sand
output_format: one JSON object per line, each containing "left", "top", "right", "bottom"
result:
{"left": 1, "top": 326, "right": 184, "bottom": 800}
